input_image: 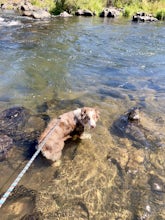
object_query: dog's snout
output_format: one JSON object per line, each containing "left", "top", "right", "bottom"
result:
{"left": 89, "top": 122, "right": 96, "bottom": 129}
{"left": 91, "top": 125, "right": 95, "bottom": 129}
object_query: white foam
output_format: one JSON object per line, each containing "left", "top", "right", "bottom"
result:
{"left": 0, "top": 17, "right": 4, "bottom": 22}
{"left": 6, "top": 20, "right": 21, "bottom": 26}
{"left": 0, "top": 19, "right": 21, "bottom": 27}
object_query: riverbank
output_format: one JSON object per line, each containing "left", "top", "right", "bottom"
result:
{"left": 0, "top": 0, "right": 165, "bottom": 20}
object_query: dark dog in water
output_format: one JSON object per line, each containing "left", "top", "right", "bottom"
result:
{"left": 111, "top": 107, "right": 152, "bottom": 149}
{"left": 127, "top": 107, "right": 140, "bottom": 123}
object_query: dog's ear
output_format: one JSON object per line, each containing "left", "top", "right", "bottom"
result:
{"left": 95, "top": 108, "right": 100, "bottom": 120}
{"left": 81, "top": 108, "right": 87, "bottom": 119}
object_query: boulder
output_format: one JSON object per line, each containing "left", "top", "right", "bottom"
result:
{"left": 0, "top": 134, "right": 13, "bottom": 160}
{"left": 0, "top": 3, "right": 7, "bottom": 9}
{"left": 0, "top": 106, "right": 50, "bottom": 159}
{"left": 21, "top": 9, "right": 51, "bottom": 19}
{"left": 31, "top": 10, "right": 51, "bottom": 19}
{"left": 100, "top": 7, "right": 121, "bottom": 18}
{"left": 0, "top": 106, "right": 48, "bottom": 144}
{"left": 0, "top": 0, "right": 29, "bottom": 10}
{"left": 20, "top": 2, "right": 35, "bottom": 11}
{"left": 21, "top": 10, "right": 32, "bottom": 17}
{"left": 19, "top": 1, "right": 51, "bottom": 19}
{"left": 60, "top": 11, "right": 73, "bottom": 17}
{"left": 132, "top": 12, "right": 158, "bottom": 22}
{"left": 75, "top": 9, "right": 94, "bottom": 16}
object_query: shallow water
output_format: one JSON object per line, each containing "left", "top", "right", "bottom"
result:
{"left": 0, "top": 10, "right": 165, "bottom": 219}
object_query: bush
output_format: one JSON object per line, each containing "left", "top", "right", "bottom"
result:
{"left": 156, "top": 10, "right": 165, "bottom": 20}
{"left": 123, "top": 8, "right": 130, "bottom": 17}
{"left": 51, "top": 0, "right": 107, "bottom": 15}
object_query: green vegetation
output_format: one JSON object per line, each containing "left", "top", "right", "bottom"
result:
{"left": 1, "top": 0, "right": 164, "bottom": 19}
{"left": 31, "top": 0, "right": 55, "bottom": 11}
{"left": 155, "top": 9, "right": 165, "bottom": 20}
{"left": 45, "top": 0, "right": 165, "bottom": 19}
{"left": 121, "top": 0, "right": 165, "bottom": 19}
{"left": 50, "top": 0, "right": 107, "bottom": 15}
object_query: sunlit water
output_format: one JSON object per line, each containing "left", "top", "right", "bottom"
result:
{"left": 0, "top": 10, "right": 165, "bottom": 219}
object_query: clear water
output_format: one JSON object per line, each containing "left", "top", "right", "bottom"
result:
{"left": 0, "top": 10, "right": 165, "bottom": 219}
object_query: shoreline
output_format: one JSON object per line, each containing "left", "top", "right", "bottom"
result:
{"left": 0, "top": 0, "right": 164, "bottom": 20}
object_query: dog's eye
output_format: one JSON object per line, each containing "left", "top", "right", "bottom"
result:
{"left": 94, "top": 115, "right": 97, "bottom": 119}
{"left": 86, "top": 115, "right": 90, "bottom": 120}
{"left": 93, "top": 114, "right": 99, "bottom": 120}
{"left": 82, "top": 115, "right": 89, "bottom": 121}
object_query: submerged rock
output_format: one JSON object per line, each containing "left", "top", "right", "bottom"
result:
{"left": 148, "top": 174, "right": 165, "bottom": 193}
{"left": 0, "top": 106, "right": 48, "bottom": 158}
{"left": 0, "top": 185, "right": 38, "bottom": 219}
{"left": 0, "top": 106, "right": 31, "bottom": 137}
{"left": 99, "top": 88, "right": 126, "bottom": 99}
{"left": 0, "top": 134, "right": 13, "bottom": 160}
{"left": 21, "top": 211, "right": 43, "bottom": 220}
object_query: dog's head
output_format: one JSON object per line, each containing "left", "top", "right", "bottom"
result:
{"left": 79, "top": 107, "right": 100, "bottom": 128}
{"left": 127, "top": 107, "right": 140, "bottom": 122}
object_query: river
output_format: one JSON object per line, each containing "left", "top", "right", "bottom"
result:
{"left": 0, "top": 10, "right": 165, "bottom": 219}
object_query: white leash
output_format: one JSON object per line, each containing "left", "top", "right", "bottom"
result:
{"left": 0, "top": 119, "right": 58, "bottom": 208}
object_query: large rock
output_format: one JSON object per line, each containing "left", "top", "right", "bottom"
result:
{"left": 20, "top": 1, "right": 36, "bottom": 11}
{"left": 21, "top": 9, "right": 51, "bottom": 19}
{"left": 0, "top": 1, "right": 21, "bottom": 10}
{"left": 132, "top": 12, "right": 158, "bottom": 22}
{"left": 31, "top": 10, "right": 51, "bottom": 19}
{"left": 75, "top": 9, "right": 94, "bottom": 16}
{"left": 0, "top": 134, "right": 13, "bottom": 160}
{"left": 0, "top": 106, "right": 48, "bottom": 144}
{"left": 19, "top": 1, "right": 51, "bottom": 19}
{"left": 60, "top": 11, "right": 73, "bottom": 17}
{"left": 0, "top": 106, "right": 50, "bottom": 160}
{"left": 100, "top": 7, "right": 121, "bottom": 18}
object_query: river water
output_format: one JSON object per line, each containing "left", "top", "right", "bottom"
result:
{"left": 0, "top": 10, "right": 165, "bottom": 219}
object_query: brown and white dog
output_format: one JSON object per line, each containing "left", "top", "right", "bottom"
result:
{"left": 38, "top": 107, "right": 99, "bottom": 162}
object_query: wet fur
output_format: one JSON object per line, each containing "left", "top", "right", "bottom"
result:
{"left": 38, "top": 107, "right": 99, "bottom": 162}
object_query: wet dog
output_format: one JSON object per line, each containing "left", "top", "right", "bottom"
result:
{"left": 38, "top": 107, "right": 99, "bottom": 163}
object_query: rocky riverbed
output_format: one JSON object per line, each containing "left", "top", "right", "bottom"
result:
{"left": 0, "top": 100, "right": 165, "bottom": 219}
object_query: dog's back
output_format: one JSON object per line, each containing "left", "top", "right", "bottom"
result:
{"left": 38, "top": 107, "right": 99, "bottom": 162}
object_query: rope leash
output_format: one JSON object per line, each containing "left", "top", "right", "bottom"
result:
{"left": 0, "top": 119, "right": 59, "bottom": 209}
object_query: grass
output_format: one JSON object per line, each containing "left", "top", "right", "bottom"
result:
{"left": 47, "top": 0, "right": 165, "bottom": 19}
{"left": 122, "top": 0, "right": 165, "bottom": 19}
{"left": 51, "top": 0, "right": 107, "bottom": 15}
{"left": 75, "top": 0, "right": 107, "bottom": 15}
{"left": 0, "top": 0, "right": 164, "bottom": 19}
{"left": 155, "top": 9, "right": 165, "bottom": 20}
{"left": 31, "top": 0, "right": 55, "bottom": 11}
